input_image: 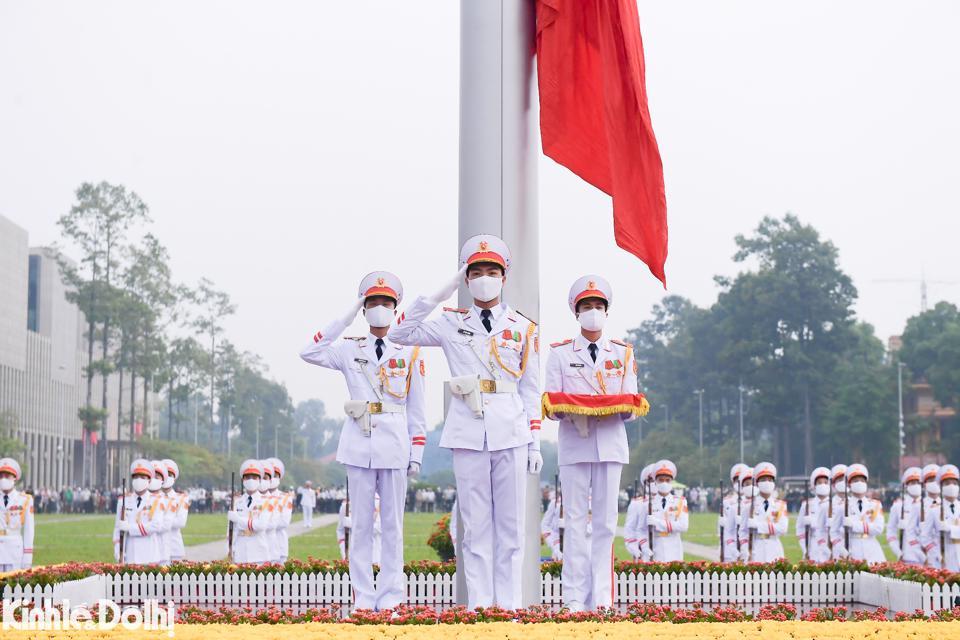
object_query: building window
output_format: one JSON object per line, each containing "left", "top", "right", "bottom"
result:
{"left": 27, "top": 255, "right": 40, "bottom": 332}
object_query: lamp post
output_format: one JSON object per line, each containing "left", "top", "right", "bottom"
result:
{"left": 897, "top": 362, "right": 906, "bottom": 470}
{"left": 738, "top": 380, "right": 745, "bottom": 462}
{"left": 256, "top": 417, "right": 261, "bottom": 459}
{"left": 694, "top": 389, "right": 704, "bottom": 451}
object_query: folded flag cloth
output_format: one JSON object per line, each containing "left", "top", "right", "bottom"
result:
{"left": 542, "top": 392, "right": 650, "bottom": 419}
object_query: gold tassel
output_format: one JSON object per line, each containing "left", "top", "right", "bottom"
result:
{"left": 541, "top": 395, "right": 651, "bottom": 420}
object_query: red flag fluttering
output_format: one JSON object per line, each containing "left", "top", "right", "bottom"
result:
{"left": 536, "top": 0, "right": 668, "bottom": 285}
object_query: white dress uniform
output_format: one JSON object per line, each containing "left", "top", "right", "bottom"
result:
{"left": 543, "top": 275, "right": 638, "bottom": 610}
{"left": 300, "top": 271, "right": 426, "bottom": 611}
{"left": 921, "top": 464, "right": 943, "bottom": 568}
{"left": 643, "top": 461, "right": 689, "bottom": 562}
{"left": 267, "top": 459, "right": 293, "bottom": 563}
{"left": 257, "top": 467, "right": 280, "bottom": 563}
{"left": 0, "top": 458, "right": 34, "bottom": 571}
{"left": 113, "top": 459, "right": 166, "bottom": 565}
{"left": 540, "top": 496, "right": 562, "bottom": 560}
{"left": 738, "top": 462, "right": 788, "bottom": 563}
{"left": 299, "top": 484, "right": 317, "bottom": 527}
{"left": 337, "top": 498, "right": 382, "bottom": 562}
{"left": 718, "top": 464, "right": 747, "bottom": 563}
{"left": 795, "top": 467, "right": 831, "bottom": 563}
{"left": 623, "top": 494, "right": 645, "bottom": 560}
{"left": 147, "top": 460, "right": 174, "bottom": 565}
{"left": 886, "top": 467, "right": 924, "bottom": 564}
{"left": 161, "top": 459, "right": 189, "bottom": 562}
{"left": 931, "top": 465, "right": 960, "bottom": 571}
{"left": 228, "top": 460, "right": 272, "bottom": 564}
{"left": 826, "top": 464, "right": 848, "bottom": 559}
{"left": 830, "top": 464, "right": 885, "bottom": 564}
{"left": 388, "top": 236, "right": 540, "bottom": 610}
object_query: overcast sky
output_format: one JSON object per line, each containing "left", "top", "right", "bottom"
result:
{"left": 2, "top": 1, "right": 958, "bottom": 434}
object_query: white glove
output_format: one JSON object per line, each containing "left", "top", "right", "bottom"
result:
{"left": 527, "top": 448, "right": 543, "bottom": 474}
{"left": 429, "top": 264, "right": 468, "bottom": 303}
{"left": 117, "top": 520, "right": 134, "bottom": 533}
{"left": 803, "top": 515, "right": 817, "bottom": 526}
{"left": 842, "top": 516, "right": 857, "bottom": 529}
{"left": 748, "top": 517, "right": 766, "bottom": 531}
{"left": 651, "top": 516, "right": 667, "bottom": 532}
{"left": 342, "top": 516, "right": 352, "bottom": 529}
{"left": 20, "top": 554, "right": 32, "bottom": 570}
{"left": 227, "top": 510, "right": 244, "bottom": 524}
{"left": 407, "top": 461, "right": 421, "bottom": 478}
{"left": 339, "top": 296, "right": 365, "bottom": 326}
{"left": 889, "top": 542, "right": 902, "bottom": 559}
{"left": 552, "top": 545, "right": 563, "bottom": 561}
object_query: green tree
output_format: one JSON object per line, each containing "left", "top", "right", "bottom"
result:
{"left": 900, "top": 302, "right": 960, "bottom": 408}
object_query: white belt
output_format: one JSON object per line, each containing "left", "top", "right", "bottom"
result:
{"left": 367, "top": 402, "right": 405, "bottom": 415}
{"left": 477, "top": 379, "right": 517, "bottom": 394}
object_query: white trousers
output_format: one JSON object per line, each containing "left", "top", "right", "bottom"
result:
{"left": 452, "top": 444, "right": 527, "bottom": 609}
{"left": 560, "top": 462, "right": 621, "bottom": 610}
{"left": 302, "top": 504, "right": 313, "bottom": 527}
{"left": 345, "top": 465, "right": 407, "bottom": 610}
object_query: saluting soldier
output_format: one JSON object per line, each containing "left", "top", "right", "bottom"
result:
{"left": 300, "top": 270, "right": 426, "bottom": 611}
{"left": 542, "top": 275, "right": 638, "bottom": 611}
{"left": 228, "top": 459, "right": 272, "bottom": 564}
{"left": 0, "top": 458, "right": 33, "bottom": 571}
{"left": 739, "top": 462, "right": 787, "bottom": 563}
{"left": 887, "top": 466, "right": 924, "bottom": 565}
{"left": 645, "top": 460, "right": 688, "bottom": 562}
{"left": 114, "top": 458, "right": 165, "bottom": 565}
{"left": 389, "top": 234, "right": 541, "bottom": 610}
{"left": 161, "top": 459, "right": 189, "bottom": 563}
{"left": 796, "top": 466, "right": 831, "bottom": 563}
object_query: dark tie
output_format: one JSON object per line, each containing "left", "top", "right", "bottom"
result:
{"left": 763, "top": 499, "right": 769, "bottom": 512}
{"left": 375, "top": 338, "right": 384, "bottom": 361}
{"left": 661, "top": 497, "right": 666, "bottom": 509}
{"left": 588, "top": 343, "right": 598, "bottom": 363}
{"left": 247, "top": 495, "right": 252, "bottom": 508}
{"left": 2, "top": 495, "right": 7, "bottom": 507}
{"left": 858, "top": 499, "right": 863, "bottom": 512}
{"left": 136, "top": 496, "right": 141, "bottom": 508}
{"left": 952, "top": 503, "right": 955, "bottom": 515}
{"left": 481, "top": 309, "right": 492, "bottom": 333}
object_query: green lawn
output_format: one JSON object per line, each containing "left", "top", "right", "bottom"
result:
{"left": 30, "top": 510, "right": 897, "bottom": 567}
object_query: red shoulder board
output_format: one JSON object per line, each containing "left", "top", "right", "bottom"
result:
{"left": 610, "top": 338, "right": 630, "bottom": 347}
{"left": 550, "top": 339, "right": 573, "bottom": 348}
{"left": 443, "top": 307, "right": 469, "bottom": 313}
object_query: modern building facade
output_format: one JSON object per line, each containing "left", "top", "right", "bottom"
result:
{"left": 0, "top": 214, "right": 158, "bottom": 489}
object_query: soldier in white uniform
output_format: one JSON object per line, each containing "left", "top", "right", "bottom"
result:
{"left": 0, "top": 458, "right": 33, "bottom": 571}
{"left": 388, "top": 235, "right": 541, "bottom": 610}
{"left": 932, "top": 465, "right": 960, "bottom": 571}
{"left": 267, "top": 458, "right": 293, "bottom": 563}
{"left": 113, "top": 458, "right": 165, "bottom": 565}
{"left": 828, "top": 464, "right": 848, "bottom": 559}
{"left": 541, "top": 275, "right": 637, "bottom": 611}
{"left": 540, "top": 490, "right": 562, "bottom": 560}
{"left": 623, "top": 464, "right": 653, "bottom": 560}
{"left": 299, "top": 481, "right": 317, "bottom": 528}
{"left": 886, "top": 467, "right": 924, "bottom": 564}
{"left": 719, "top": 463, "right": 747, "bottom": 563}
{"left": 228, "top": 459, "right": 272, "bottom": 564}
{"left": 256, "top": 461, "right": 280, "bottom": 562}
{"left": 645, "top": 460, "right": 688, "bottom": 562}
{"left": 337, "top": 495, "right": 382, "bottom": 562}
{"left": 300, "top": 270, "right": 426, "bottom": 611}
{"left": 831, "top": 463, "right": 885, "bottom": 563}
{"left": 796, "top": 467, "right": 831, "bottom": 563}
{"left": 739, "top": 462, "right": 787, "bottom": 563}
{"left": 162, "top": 459, "right": 189, "bottom": 563}
{"left": 148, "top": 460, "right": 173, "bottom": 564}
{"left": 921, "top": 464, "right": 942, "bottom": 568}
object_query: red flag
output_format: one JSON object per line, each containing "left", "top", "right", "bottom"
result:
{"left": 536, "top": 0, "right": 668, "bottom": 285}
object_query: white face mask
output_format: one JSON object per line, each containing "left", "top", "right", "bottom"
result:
{"left": 162, "top": 476, "right": 175, "bottom": 490}
{"left": 131, "top": 477, "right": 149, "bottom": 493}
{"left": 148, "top": 477, "right": 163, "bottom": 492}
{"left": 364, "top": 305, "right": 395, "bottom": 328}
{"left": 834, "top": 480, "right": 846, "bottom": 494}
{"left": 468, "top": 276, "right": 503, "bottom": 303}
{"left": 270, "top": 477, "right": 280, "bottom": 490}
{"left": 758, "top": 480, "right": 775, "bottom": 496}
{"left": 656, "top": 481, "right": 672, "bottom": 495}
{"left": 907, "top": 484, "right": 922, "bottom": 498}
{"left": 814, "top": 484, "right": 830, "bottom": 497}
{"left": 926, "top": 481, "right": 941, "bottom": 495}
{"left": 243, "top": 478, "right": 260, "bottom": 492}
{"left": 0, "top": 477, "right": 15, "bottom": 491}
{"left": 578, "top": 308, "right": 606, "bottom": 332}
{"left": 944, "top": 484, "right": 960, "bottom": 499}
{"left": 259, "top": 478, "right": 271, "bottom": 492}
{"left": 850, "top": 480, "right": 867, "bottom": 495}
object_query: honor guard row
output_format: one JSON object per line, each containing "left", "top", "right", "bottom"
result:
{"left": 226, "top": 458, "right": 294, "bottom": 565}
{"left": 113, "top": 458, "right": 190, "bottom": 565}
{"left": 300, "top": 234, "right": 650, "bottom": 612}
{"left": 886, "top": 463, "right": 960, "bottom": 571}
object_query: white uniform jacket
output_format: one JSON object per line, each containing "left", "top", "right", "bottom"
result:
{"left": 113, "top": 491, "right": 165, "bottom": 565}
{"left": 229, "top": 492, "right": 272, "bottom": 564}
{"left": 389, "top": 299, "right": 540, "bottom": 451}
{"left": 0, "top": 490, "right": 34, "bottom": 569}
{"left": 543, "top": 335, "right": 637, "bottom": 465}
{"left": 300, "top": 318, "right": 427, "bottom": 468}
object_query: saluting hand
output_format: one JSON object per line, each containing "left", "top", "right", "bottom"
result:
{"left": 430, "top": 264, "right": 468, "bottom": 304}
{"left": 339, "top": 296, "right": 365, "bottom": 326}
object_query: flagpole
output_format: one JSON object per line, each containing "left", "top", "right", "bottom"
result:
{"left": 457, "top": 0, "right": 541, "bottom": 607}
